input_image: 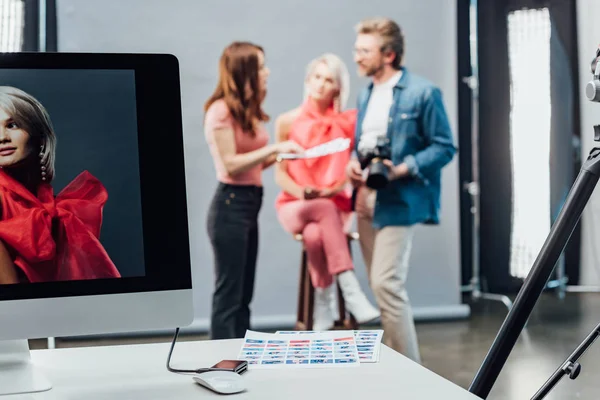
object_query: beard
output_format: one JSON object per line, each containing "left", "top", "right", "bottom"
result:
{"left": 358, "top": 62, "right": 385, "bottom": 77}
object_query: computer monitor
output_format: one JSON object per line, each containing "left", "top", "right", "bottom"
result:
{"left": 0, "top": 52, "right": 193, "bottom": 396}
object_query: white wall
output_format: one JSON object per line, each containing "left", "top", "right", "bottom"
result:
{"left": 57, "top": 0, "right": 468, "bottom": 331}
{"left": 577, "top": 0, "right": 600, "bottom": 286}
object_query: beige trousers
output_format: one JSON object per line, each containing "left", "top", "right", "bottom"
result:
{"left": 355, "top": 187, "right": 421, "bottom": 363}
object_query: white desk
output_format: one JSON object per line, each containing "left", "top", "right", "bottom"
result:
{"left": 4, "top": 339, "right": 482, "bottom": 399}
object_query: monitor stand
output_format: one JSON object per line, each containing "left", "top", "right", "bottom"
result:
{"left": 0, "top": 339, "right": 52, "bottom": 396}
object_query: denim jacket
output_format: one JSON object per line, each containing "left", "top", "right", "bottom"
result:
{"left": 355, "top": 67, "right": 457, "bottom": 228}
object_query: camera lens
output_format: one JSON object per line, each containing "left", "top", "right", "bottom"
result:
{"left": 366, "top": 159, "right": 389, "bottom": 189}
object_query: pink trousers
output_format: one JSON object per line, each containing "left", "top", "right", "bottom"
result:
{"left": 277, "top": 198, "right": 353, "bottom": 288}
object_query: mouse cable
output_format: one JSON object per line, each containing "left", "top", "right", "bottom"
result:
{"left": 166, "top": 327, "right": 231, "bottom": 375}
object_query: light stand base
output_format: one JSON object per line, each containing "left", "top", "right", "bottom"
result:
{"left": 565, "top": 285, "right": 600, "bottom": 293}
{"left": 461, "top": 179, "right": 514, "bottom": 314}
{"left": 462, "top": 286, "right": 514, "bottom": 312}
{"left": 0, "top": 340, "right": 52, "bottom": 396}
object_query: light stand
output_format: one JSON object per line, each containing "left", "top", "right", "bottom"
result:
{"left": 461, "top": 72, "right": 514, "bottom": 312}
{"left": 545, "top": 254, "right": 568, "bottom": 299}
{"left": 468, "top": 47, "right": 600, "bottom": 398}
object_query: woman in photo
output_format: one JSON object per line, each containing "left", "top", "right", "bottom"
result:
{"left": 0, "top": 86, "right": 120, "bottom": 285}
{"left": 274, "top": 53, "right": 380, "bottom": 330}
{"left": 204, "top": 41, "right": 304, "bottom": 339}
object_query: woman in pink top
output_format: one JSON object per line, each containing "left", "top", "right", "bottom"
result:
{"left": 275, "top": 53, "right": 380, "bottom": 331}
{"left": 204, "top": 42, "right": 303, "bottom": 339}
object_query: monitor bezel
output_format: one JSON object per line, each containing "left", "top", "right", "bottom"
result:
{"left": 0, "top": 52, "right": 192, "bottom": 301}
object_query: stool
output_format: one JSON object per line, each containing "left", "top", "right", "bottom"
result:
{"left": 294, "top": 232, "right": 360, "bottom": 331}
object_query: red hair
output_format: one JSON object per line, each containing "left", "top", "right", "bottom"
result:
{"left": 204, "top": 41, "right": 269, "bottom": 134}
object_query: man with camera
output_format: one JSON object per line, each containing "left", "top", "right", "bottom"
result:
{"left": 347, "top": 17, "right": 456, "bottom": 363}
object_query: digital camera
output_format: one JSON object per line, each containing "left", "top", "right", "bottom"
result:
{"left": 359, "top": 136, "right": 392, "bottom": 189}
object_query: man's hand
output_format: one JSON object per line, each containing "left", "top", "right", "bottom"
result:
{"left": 383, "top": 160, "right": 409, "bottom": 180}
{"left": 346, "top": 159, "right": 364, "bottom": 187}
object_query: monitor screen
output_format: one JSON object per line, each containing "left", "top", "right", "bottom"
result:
{"left": 0, "top": 53, "right": 191, "bottom": 302}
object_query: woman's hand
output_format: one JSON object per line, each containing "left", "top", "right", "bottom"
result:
{"left": 320, "top": 188, "right": 338, "bottom": 198}
{"left": 276, "top": 140, "right": 305, "bottom": 155}
{"left": 303, "top": 187, "right": 322, "bottom": 200}
{"left": 318, "top": 188, "right": 333, "bottom": 198}
{"left": 320, "top": 184, "right": 343, "bottom": 198}
{"left": 213, "top": 126, "right": 289, "bottom": 177}
{"left": 305, "top": 183, "right": 344, "bottom": 199}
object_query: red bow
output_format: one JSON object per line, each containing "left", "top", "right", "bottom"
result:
{"left": 0, "top": 170, "right": 120, "bottom": 283}
{"left": 292, "top": 106, "right": 357, "bottom": 169}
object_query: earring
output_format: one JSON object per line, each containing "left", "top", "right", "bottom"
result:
{"left": 39, "top": 145, "right": 46, "bottom": 181}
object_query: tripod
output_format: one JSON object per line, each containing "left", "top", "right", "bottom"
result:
{"left": 461, "top": 74, "right": 513, "bottom": 312}
{"left": 530, "top": 320, "right": 600, "bottom": 399}
{"left": 468, "top": 48, "right": 600, "bottom": 399}
{"left": 468, "top": 144, "right": 600, "bottom": 398}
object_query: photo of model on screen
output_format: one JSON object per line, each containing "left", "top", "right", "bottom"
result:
{"left": 0, "top": 86, "right": 121, "bottom": 285}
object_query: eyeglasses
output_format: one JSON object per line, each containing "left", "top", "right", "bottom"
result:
{"left": 352, "top": 46, "right": 386, "bottom": 57}
{"left": 352, "top": 48, "right": 373, "bottom": 56}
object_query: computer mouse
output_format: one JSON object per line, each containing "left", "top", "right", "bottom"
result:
{"left": 192, "top": 370, "right": 246, "bottom": 395}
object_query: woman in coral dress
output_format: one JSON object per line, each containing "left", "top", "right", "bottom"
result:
{"left": 275, "top": 54, "right": 380, "bottom": 330}
{"left": 0, "top": 86, "right": 120, "bottom": 284}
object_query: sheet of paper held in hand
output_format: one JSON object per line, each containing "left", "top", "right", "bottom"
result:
{"left": 276, "top": 330, "right": 384, "bottom": 363}
{"left": 277, "top": 137, "right": 351, "bottom": 160}
{"left": 237, "top": 330, "right": 360, "bottom": 368}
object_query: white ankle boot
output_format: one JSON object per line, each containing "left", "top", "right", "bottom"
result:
{"left": 337, "top": 271, "right": 380, "bottom": 324}
{"left": 313, "top": 284, "right": 336, "bottom": 331}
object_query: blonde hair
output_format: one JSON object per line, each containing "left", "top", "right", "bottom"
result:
{"left": 355, "top": 17, "right": 405, "bottom": 69}
{"left": 0, "top": 86, "right": 56, "bottom": 182}
{"left": 303, "top": 53, "right": 350, "bottom": 112}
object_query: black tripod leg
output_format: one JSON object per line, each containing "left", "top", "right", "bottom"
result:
{"left": 531, "top": 321, "right": 600, "bottom": 399}
{"left": 469, "top": 148, "right": 600, "bottom": 399}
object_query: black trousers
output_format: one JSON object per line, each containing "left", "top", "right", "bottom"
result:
{"left": 207, "top": 183, "right": 263, "bottom": 339}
